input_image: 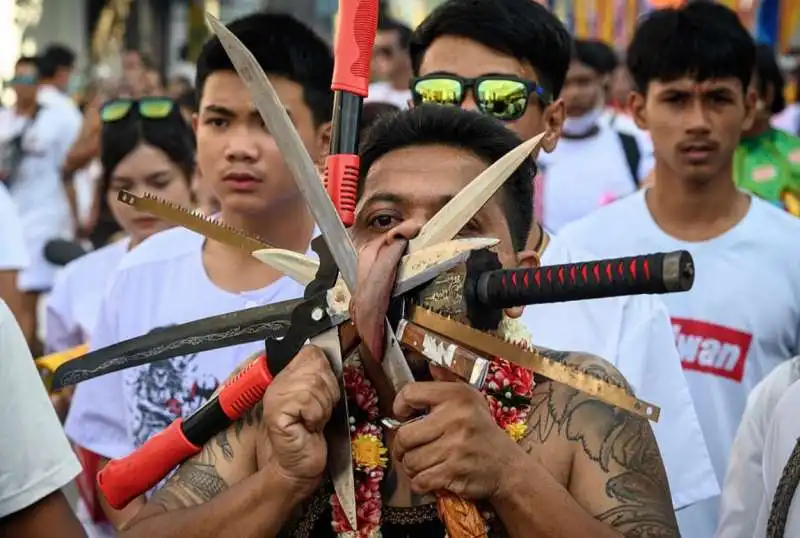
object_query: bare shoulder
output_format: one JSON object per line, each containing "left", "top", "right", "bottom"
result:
{"left": 521, "top": 349, "right": 678, "bottom": 537}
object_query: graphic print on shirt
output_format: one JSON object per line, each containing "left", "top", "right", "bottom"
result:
{"left": 128, "top": 327, "right": 221, "bottom": 447}
{"left": 672, "top": 318, "right": 753, "bottom": 382}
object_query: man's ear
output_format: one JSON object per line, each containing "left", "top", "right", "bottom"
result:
{"left": 502, "top": 249, "right": 541, "bottom": 319}
{"left": 316, "top": 121, "right": 332, "bottom": 162}
{"left": 742, "top": 86, "right": 758, "bottom": 131}
{"left": 540, "top": 99, "right": 565, "bottom": 154}
{"left": 191, "top": 112, "right": 199, "bottom": 134}
{"left": 629, "top": 91, "right": 648, "bottom": 131}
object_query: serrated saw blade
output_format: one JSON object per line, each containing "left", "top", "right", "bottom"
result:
{"left": 409, "top": 306, "right": 660, "bottom": 422}
{"left": 117, "top": 191, "right": 271, "bottom": 252}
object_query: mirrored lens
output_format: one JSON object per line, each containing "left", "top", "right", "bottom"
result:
{"left": 101, "top": 101, "right": 134, "bottom": 122}
{"left": 477, "top": 79, "right": 529, "bottom": 121}
{"left": 413, "top": 78, "right": 463, "bottom": 106}
{"left": 139, "top": 99, "right": 175, "bottom": 119}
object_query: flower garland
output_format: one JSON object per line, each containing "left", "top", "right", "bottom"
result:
{"left": 330, "top": 318, "right": 535, "bottom": 538}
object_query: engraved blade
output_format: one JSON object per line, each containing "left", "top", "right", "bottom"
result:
{"left": 409, "top": 133, "right": 545, "bottom": 252}
{"left": 118, "top": 191, "right": 271, "bottom": 252}
{"left": 51, "top": 299, "right": 302, "bottom": 390}
{"left": 409, "top": 307, "right": 661, "bottom": 422}
{"left": 206, "top": 14, "right": 358, "bottom": 290}
{"left": 251, "top": 248, "right": 319, "bottom": 285}
{"left": 312, "top": 329, "right": 356, "bottom": 530}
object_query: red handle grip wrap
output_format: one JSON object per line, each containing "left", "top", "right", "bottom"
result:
{"left": 476, "top": 250, "right": 694, "bottom": 308}
{"left": 218, "top": 355, "right": 273, "bottom": 417}
{"left": 332, "top": 0, "right": 379, "bottom": 96}
{"left": 323, "top": 154, "right": 359, "bottom": 227}
{"left": 98, "top": 419, "right": 200, "bottom": 510}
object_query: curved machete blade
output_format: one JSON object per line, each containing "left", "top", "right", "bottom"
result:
{"left": 51, "top": 298, "right": 302, "bottom": 390}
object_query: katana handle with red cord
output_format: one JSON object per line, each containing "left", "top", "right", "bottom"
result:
{"left": 471, "top": 250, "right": 694, "bottom": 309}
{"left": 97, "top": 355, "right": 273, "bottom": 509}
{"left": 323, "top": 0, "right": 379, "bottom": 225}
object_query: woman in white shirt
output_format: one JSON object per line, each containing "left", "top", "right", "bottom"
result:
{"left": 44, "top": 96, "right": 195, "bottom": 538}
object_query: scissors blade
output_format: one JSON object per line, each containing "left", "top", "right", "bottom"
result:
{"left": 312, "top": 329, "right": 357, "bottom": 530}
{"left": 409, "top": 133, "right": 545, "bottom": 252}
{"left": 206, "top": 14, "right": 358, "bottom": 291}
{"left": 50, "top": 299, "right": 302, "bottom": 390}
{"left": 253, "top": 237, "right": 499, "bottom": 289}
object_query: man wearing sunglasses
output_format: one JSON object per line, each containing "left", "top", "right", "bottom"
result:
{"left": 408, "top": 0, "right": 717, "bottom": 520}
{"left": 64, "top": 13, "right": 329, "bottom": 530}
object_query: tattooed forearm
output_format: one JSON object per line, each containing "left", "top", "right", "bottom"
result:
{"left": 522, "top": 351, "right": 677, "bottom": 538}
{"left": 150, "top": 442, "right": 230, "bottom": 512}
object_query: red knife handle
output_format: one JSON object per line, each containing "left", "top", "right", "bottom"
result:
{"left": 332, "top": 0, "right": 379, "bottom": 96}
{"left": 473, "top": 250, "right": 694, "bottom": 308}
{"left": 98, "top": 355, "right": 273, "bottom": 509}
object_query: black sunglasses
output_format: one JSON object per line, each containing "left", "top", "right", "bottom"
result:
{"left": 411, "top": 74, "right": 552, "bottom": 122}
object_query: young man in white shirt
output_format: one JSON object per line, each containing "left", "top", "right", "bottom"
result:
{"left": 0, "top": 54, "right": 83, "bottom": 351}
{"left": 408, "top": 0, "right": 716, "bottom": 515}
{"left": 64, "top": 13, "right": 330, "bottom": 530}
{"left": 754, "top": 374, "right": 800, "bottom": 538}
{"left": 0, "top": 183, "right": 28, "bottom": 323}
{"left": 717, "top": 357, "right": 800, "bottom": 538}
{"left": 557, "top": 4, "right": 800, "bottom": 537}
{"left": 538, "top": 38, "right": 654, "bottom": 232}
{"left": 0, "top": 299, "right": 85, "bottom": 538}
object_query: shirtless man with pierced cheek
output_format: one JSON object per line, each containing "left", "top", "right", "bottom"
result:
{"left": 118, "top": 107, "right": 678, "bottom": 538}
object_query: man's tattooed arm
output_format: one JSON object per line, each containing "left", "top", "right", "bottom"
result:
{"left": 521, "top": 350, "right": 678, "bottom": 538}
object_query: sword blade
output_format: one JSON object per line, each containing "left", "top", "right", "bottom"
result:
{"left": 409, "top": 133, "right": 545, "bottom": 252}
{"left": 312, "top": 329, "right": 357, "bottom": 529}
{"left": 206, "top": 14, "right": 358, "bottom": 291}
{"left": 51, "top": 299, "right": 302, "bottom": 390}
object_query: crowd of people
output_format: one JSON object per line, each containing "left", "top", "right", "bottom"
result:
{"left": 0, "top": 1, "right": 798, "bottom": 537}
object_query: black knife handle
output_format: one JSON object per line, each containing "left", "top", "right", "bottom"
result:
{"left": 473, "top": 250, "right": 694, "bottom": 309}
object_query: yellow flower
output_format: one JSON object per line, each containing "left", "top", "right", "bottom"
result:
{"left": 505, "top": 422, "right": 528, "bottom": 441}
{"left": 352, "top": 434, "right": 388, "bottom": 469}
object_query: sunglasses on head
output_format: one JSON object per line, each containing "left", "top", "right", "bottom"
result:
{"left": 100, "top": 97, "right": 177, "bottom": 123}
{"left": 410, "top": 74, "right": 552, "bottom": 122}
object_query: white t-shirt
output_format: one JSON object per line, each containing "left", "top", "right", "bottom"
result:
{"left": 558, "top": 190, "right": 800, "bottom": 538}
{"left": 45, "top": 237, "right": 131, "bottom": 353}
{"left": 367, "top": 81, "right": 411, "bottom": 109}
{"left": 716, "top": 356, "right": 800, "bottom": 538}
{"left": 539, "top": 123, "right": 654, "bottom": 233}
{"left": 524, "top": 235, "right": 718, "bottom": 510}
{"left": 754, "top": 377, "right": 800, "bottom": 538}
{"left": 0, "top": 183, "right": 28, "bottom": 271}
{"left": 772, "top": 104, "right": 799, "bottom": 135}
{"left": 0, "top": 299, "right": 82, "bottom": 517}
{"left": 64, "top": 226, "right": 310, "bottom": 460}
{"left": 0, "top": 87, "right": 83, "bottom": 291}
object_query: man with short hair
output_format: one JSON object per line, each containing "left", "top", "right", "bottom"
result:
{"left": 407, "top": 0, "right": 716, "bottom": 515}
{"left": 39, "top": 44, "right": 76, "bottom": 96}
{"left": 118, "top": 104, "right": 679, "bottom": 538}
{"left": 0, "top": 53, "right": 82, "bottom": 351}
{"left": 367, "top": 17, "right": 414, "bottom": 109}
{"left": 64, "top": 12, "right": 330, "bottom": 529}
{"left": 557, "top": 4, "right": 800, "bottom": 536}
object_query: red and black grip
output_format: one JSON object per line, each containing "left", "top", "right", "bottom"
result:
{"left": 471, "top": 250, "right": 694, "bottom": 309}
{"left": 97, "top": 355, "right": 273, "bottom": 509}
{"left": 325, "top": 0, "right": 379, "bottom": 226}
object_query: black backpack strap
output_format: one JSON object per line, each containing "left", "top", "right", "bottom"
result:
{"left": 617, "top": 132, "right": 641, "bottom": 187}
{"left": 767, "top": 437, "right": 800, "bottom": 538}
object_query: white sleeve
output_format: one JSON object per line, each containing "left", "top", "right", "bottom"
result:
{"left": 715, "top": 361, "right": 797, "bottom": 538}
{"left": 0, "top": 184, "right": 28, "bottom": 271}
{"left": 615, "top": 295, "right": 719, "bottom": 510}
{"left": 754, "top": 382, "right": 800, "bottom": 538}
{"left": 63, "top": 271, "right": 133, "bottom": 459}
{"left": 44, "top": 269, "right": 82, "bottom": 353}
{"left": 54, "top": 107, "right": 83, "bottom": 168}
{"left": 0, "top": 300, "right": 81, "bottom": 518}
